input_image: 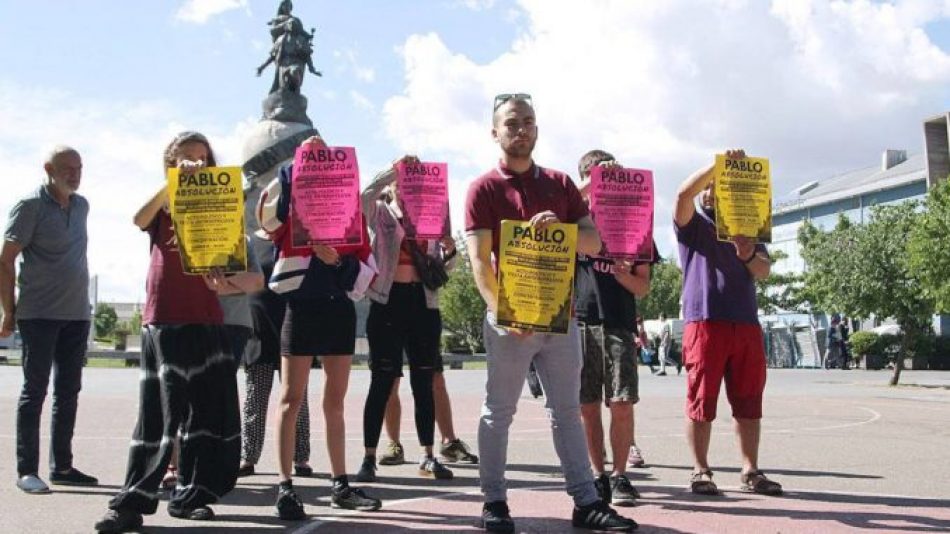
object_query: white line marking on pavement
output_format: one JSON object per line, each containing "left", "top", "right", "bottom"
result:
{"left": 0, "top": 407, "right": 882, "bottom": 444}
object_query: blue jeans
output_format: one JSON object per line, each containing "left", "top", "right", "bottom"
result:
{"left": 478, "top": 313, "right": 598, "bottom": 506}
{"left": 16, "top": 319, "right": 90, "bottom": 476}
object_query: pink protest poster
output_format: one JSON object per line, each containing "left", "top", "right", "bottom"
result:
{"left": 396, "top": 161, "right": 449, "bottom": 239}
{"left": 588, "top": 166, "right": 654, "bottom": 261}
{"left": 290, "top": 146, "right": 363, "bottom": 247}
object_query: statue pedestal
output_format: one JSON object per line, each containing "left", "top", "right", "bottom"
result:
{"left": 262, "top": 90, "right": 312, "bottom": 126}
{"left": 242, "top": 119, "right": 319, "bottom": 190}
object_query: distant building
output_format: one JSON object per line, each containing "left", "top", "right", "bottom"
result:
{"left": 769, "top": 112, "right": 950, "bottom": 336}
{"left": 100, "top": 302, "right": 143, "bottom": 324}
{"left": 771, "top": 150, "right": 927, "bottom": 275}
{"left": 772, "top": 112, "right": 949, "bottom": 277}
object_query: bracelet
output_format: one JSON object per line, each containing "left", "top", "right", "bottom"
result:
{"left": 742, "top": 253, "right": 757, "bottom": 265}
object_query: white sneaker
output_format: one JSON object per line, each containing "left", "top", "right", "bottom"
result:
{"left": 16, "top": 475, "right": 51, "bottom": 494}
{"left": 627, "top": 445, "right": 646, "bottom": 468}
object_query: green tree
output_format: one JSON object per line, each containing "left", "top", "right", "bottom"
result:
{"left": 94, "top": 303, "right": 118, "bottom": 339}
{"left": 756, "top": 250, "right": 805, "bottom": 314}
{"left": 909, "top": 178, "right": 950, "bottom": 313}
{"left": 799, "top": 205, "right": 934, "bottom": 385}
{"left": 638, "top": 259, "right": 682, "bottom": 320}
{"left": 440, "top": 235, "right": 487, "bottom": 353}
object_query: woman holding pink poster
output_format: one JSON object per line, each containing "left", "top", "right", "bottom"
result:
{"left": 355, "top": 155, "right": 477, "bottom": 484}
{"left": 257, "top": 136, "right": 381, "bottom": 520}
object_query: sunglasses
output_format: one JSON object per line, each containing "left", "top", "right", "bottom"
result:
{"left": 493, "top": 93, "right": 532, "bottom": 111}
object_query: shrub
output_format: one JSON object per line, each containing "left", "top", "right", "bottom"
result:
{"left": 848, "top": 331, "right": 878, "bottom": 356}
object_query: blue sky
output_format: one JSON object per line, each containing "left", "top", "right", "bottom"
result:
{"left": 2, "top": 0, "right": 949, "bottom": 302}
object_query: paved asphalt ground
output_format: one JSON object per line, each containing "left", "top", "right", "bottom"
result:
{"left": 0, "top": 365, "right": 948, "bottom": 533}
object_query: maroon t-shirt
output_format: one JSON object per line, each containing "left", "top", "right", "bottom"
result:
{"left": 465, "top": 162, "right": 589, "bottom": 262}
{"left": 142, "top": 210, "right": 223, "bottom": 325}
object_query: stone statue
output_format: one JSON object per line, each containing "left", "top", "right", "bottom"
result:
{"left": 256, "top": 0, "right": 321, "bottom": 94}
{"left": 243, "top": 0, "right": 321, "bottom": 182}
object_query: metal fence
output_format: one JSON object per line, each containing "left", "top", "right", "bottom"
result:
{"left": 763, "top": 322, "right": 825, "bottom": 368}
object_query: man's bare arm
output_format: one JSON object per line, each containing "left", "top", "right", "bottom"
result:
{"left": 465, "top": 230, "right": 498, "bottom": 314}
{"left": 0, "top": 240, "right": 23, "bottom": 336}
{"left": 575, "top": 215, "right": 602, "bottom": 256}
{"left": 614, "top": 262, "right": 651, "bottom": 299}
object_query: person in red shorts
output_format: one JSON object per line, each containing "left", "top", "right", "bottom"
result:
{"left": 673, "top": 148, "right": 782, "bottom": 496}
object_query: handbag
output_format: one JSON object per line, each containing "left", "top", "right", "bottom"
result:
{"left": 405, "top": 239, "right": 450, "bottom": 290}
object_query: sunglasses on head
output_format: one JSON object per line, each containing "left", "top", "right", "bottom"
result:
{"left": 493, "top": 93, "right": 532, "bottom": 111}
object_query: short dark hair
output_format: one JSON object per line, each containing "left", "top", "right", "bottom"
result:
{"left": 577, "top": 149, "right": 615, "bottom": 179}
{"left": 492, "top": 94, "right": 534, "bottom": 126}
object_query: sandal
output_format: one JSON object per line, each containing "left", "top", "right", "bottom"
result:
{"left": 690, "top": 469, "right": 719, "bottom": 495}
{"left": 161, "top": 467, "right": 178, "bottom": 490}
{"left": 740, "top": 470, "right": 783, "bottom": 496}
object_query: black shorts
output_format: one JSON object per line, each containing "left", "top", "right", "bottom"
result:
{"left": 367, "top": 283, "right": 443, "bottom": 376}
{"left": 281, "top": 296, "right": 357, "bottom": 356}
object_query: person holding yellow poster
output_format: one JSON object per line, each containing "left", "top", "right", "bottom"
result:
{"left": 673, "top": 148, "right": 782, "bottom": 499}
{"left": 713, "top": 154, "right": 771, "bottom": 242}
{"left": 464, "top": 93, "right": 638, "bottom": 533}
{"left": 166, "top": 166, "right": 247, "bottom": 273}
{"left": 496, "top": 220, "right": 577, "bottom": 333}
{"left": 96, "top": 131, "right": 239, "bottom": 533}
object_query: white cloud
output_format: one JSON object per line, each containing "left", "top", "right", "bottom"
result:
{"left": 458, "top": 0, "right": 497, "bottom": 10}
{"left": 175, "top": 0, "right": 249, "bottom": 24}
{"left": 0, "top": 81, "right": 254, "bottom": 302}
{"left": 383, "top": 0, "right": 950, "bottom": 257}
{"left": 350, "top": 90, "right": 375, "bottom": 112}
{"left": 333, "top": 49, "right": 377, "bottom": 83}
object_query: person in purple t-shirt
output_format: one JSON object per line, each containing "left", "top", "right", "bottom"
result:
{"left": 674, "top": 148, "right": 782, "bottom": 497}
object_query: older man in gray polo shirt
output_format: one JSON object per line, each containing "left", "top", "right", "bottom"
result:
{"left": 1, "top": 145, "right": 98, "bottom": 493}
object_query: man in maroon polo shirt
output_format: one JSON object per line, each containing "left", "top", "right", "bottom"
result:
{"left": 464, "top": 94, "right": 637, "bottom": 533}
{"left": 674, "top": 148, "right": 782, "bottom": 496}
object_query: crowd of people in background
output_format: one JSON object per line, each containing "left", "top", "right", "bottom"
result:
{"left": 2, "top": 94, "right": 787, "bottom": 534}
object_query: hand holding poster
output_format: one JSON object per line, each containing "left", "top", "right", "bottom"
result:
{"left": 713, "top": 154, "right": 772, "bottom": 243}
{"left": 396, "top": 161, "right": 449, "bottom": 239}
{"left": 588, "top": 165, "right": 654, "bottom": 261}
{"left": 496, "top": 220, "right": 578, "bottom": 334}
{"left": 166, "top": 166, "right": 247, "bottom": 274}
{"left": 290, "top": 146, "right": 363, "bottom": 247}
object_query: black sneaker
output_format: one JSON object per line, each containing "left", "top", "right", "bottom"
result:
{"left": 294, "top": 463, "right": 314, "bottom": 477}
{"left": 481, "top": 501, "right": 514, "bottom": 533}
{"left": 50, "top": 467, "right": 98, "bottom": 486}
{"left": 275, "top": 484, "right": 307, "bottom": 520}
{"left": 440, "top": 438, "right": 479, "bottom": 464}
{"left": 610, "top": 474, "right": 640, "bottom": 506}
{"left": 331, "top": 485, "right": 381, "bottom": 511}
{"left": 594, "top": 473, "right": 612, "bottom": 503}
{"left": 572, "top": 500, "right": 638, "bottom": 531}
{"left": 94, "top": 508, "right": 143, "bottom": 533}
{"left": 419, "top": 456, "right": 454, "bottom": 480}
{"left": 168, "top": 504, "right": 214, "bottom": 521}
{"left": 237, "top": 463, "right": 255, "bottom": 477}
{"left": 356, "top": 456, "right": 377, "bottom": 482}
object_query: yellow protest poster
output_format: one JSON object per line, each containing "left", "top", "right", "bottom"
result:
{"left": 713, "top": 154, "right": 772, "bottom": 242}
{"left": 166, "top": 166, "right": 247, "bottom": 274}
{"left": 496, "top": 220, "right": 578, "bottom": 334}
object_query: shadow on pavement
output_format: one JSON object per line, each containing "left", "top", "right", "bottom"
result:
{"left": 648, "top": 463, "right": 884, "bottom": 480}
{"left": 649, "top": 490, "right": 950, "bottom": 532}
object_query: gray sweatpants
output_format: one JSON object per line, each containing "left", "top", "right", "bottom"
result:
{"left": 478, "top": 314, "right": 598, "bottom": 506}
